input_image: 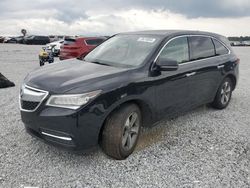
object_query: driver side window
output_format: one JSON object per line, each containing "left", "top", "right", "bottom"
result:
{"left": 159, "top": 37, "right": 189, "bottom": 64}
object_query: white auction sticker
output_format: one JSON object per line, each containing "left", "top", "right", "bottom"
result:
{"left": 137, "top": 37, "right": 156, "bottom": 43}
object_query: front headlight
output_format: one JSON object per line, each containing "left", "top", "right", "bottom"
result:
{"left": 46, "top": 90, "right": 102, "bottom": 110}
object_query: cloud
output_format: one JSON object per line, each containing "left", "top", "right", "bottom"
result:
{"left": 1, "top": 0, "right": 250, "bottom": 22}
{"left": 1, "top": 8, "right": 250, "bottom": 37}
{"left": 0, "top": 1, "right": 250, "bottom": 36}
{"left": 0, "top": 0, "right": 89, "bottom": 23}
{"left": 124, "top": 0, "right": 250, "bottom": 18}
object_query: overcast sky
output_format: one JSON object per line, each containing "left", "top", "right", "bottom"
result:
{"left": 1, "top": 0, "right": 250, "bottom": 36}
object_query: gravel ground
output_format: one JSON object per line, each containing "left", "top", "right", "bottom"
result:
{"left": 0, "top": 44, "right": 249, "bottom": 188}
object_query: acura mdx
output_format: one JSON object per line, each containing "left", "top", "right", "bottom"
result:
{"left": 20, "top": 30, "right": 239, "bottom": 159}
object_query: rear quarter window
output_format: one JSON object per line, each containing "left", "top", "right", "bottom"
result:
{"left": 189, "top": 36, "right": 215, "bottom": 61}
{"left": 64, "top": 38, "right": 76, "bottom": 45}
{"left": 213, "top": 39, "right": 229, "bottom": 55}
{"left": 85, "top": 39, "right": 105, "bottom": 46}
{"left": 35, "top": 36, "right": 49, "bottom": 40}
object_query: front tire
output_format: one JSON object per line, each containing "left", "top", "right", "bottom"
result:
{"left": 101, "top": 104, "right": 142, "bottom": 160}
{"left": 39, "top": 59, "right": 45, "bottom": 66}
{"left": 211, "top": 77, "right": 233, "bottom": 109}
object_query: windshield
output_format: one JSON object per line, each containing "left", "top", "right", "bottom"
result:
{"left": 84, "top": 35, "right": 161, "bottom": 68}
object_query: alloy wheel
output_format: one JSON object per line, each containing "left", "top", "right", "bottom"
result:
{"left": 122, "top": 112, "right": 140, "bottom": 151}
{"left": 220, "top": 81, "right": 231, "bottom": 105}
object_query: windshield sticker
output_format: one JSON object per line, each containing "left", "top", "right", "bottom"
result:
{"left": 137, "top": 37, "right": 156, "bottom": 43}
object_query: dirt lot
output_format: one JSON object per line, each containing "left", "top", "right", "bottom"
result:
{"left": 0, "top": 44, "right": 249, "bottom": 188}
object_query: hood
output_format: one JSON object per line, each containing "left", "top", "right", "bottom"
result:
{"left": 24, "top": 59, "right": 131, "bottom": 94}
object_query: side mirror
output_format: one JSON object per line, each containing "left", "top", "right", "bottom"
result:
{"left": 156, "top": 57, "right": 179, "bottom": 71}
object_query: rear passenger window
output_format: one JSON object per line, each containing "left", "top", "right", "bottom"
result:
{"left": 213, "top": 39, "right": 229, "bottom": 55}
{"left": 189, "top": 36, "right": 215, "bottom": 61}
{"left": 64, "top": 38, "right": 76, "bottom": 45}
{"left": 85, "top": 39, "right": 105, "bottom": 45}
{"left": 159, "top": 37, "right": 189, "bottom": 64}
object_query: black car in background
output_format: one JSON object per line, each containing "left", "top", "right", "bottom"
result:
{"left": 0, "top": 36, "right": 5, "bottom": 43}
{"left": 23, "top": 35, "right": 50, "bottom": 45}
{"left": 20, "top": 30, "right": 239, "bottom": 159}
{"left": 4, "top": 36, "right": 25, "bottom": 44}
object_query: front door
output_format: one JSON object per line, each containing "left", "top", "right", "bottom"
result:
{"left": 152, "top": 36, "right": 194, "bottom": 119}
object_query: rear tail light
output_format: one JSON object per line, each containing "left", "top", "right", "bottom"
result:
{"left": 236, "top": 58, "right": 240, "bottom": 64}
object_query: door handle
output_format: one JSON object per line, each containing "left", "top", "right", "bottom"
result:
{"left": 217, "top": 65, "right": 225, "bottom": 69}
{"left": 186, "top": 72, "right": 196, "bottom": 77}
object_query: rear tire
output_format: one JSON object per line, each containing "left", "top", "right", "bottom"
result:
{"left": 101, "top": 104, "right": 142, "bottom": 160}
{"left": 211, "top": 77, "right": 233, "bottom": 109}
{"left": 39, "top": 59, "right": 44, "bottom": 66}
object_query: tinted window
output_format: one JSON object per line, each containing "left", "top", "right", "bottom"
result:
{"left": 35, "top": 36, "right": 48, "bottom": 40}
{"left": 213, "top": 39, "right": 229, "bottom": 55}
{"left": 158, "top": 37, "right": 189, "bottom": 64}
{"left": 64, "top": 38, "right": 76, "bottom": 45}
{"left": 85, "top": 39, "right": 105, "bottom": 45}
{"left": 34, "top": 36, "right": 41, "bottom": 40}
{"left": 189, "top": 36, "right": 215, "bottom": 60}
{"left": 26, "top": 35, "right": 34, "bottom": 39}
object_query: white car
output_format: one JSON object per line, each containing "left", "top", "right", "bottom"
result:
{"left": 46, "top": 40, "right": 64, "bottom": 57}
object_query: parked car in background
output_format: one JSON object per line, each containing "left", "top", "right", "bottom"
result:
{"left": 57, "top": 36, "right": 64, "bottom": 40}
{"left": 46, "top": 40, "right": 64, "bottom": 57}
{"left": 242, "top": 41, "right": 250, "bottom": 46}
{"left": 0, "top": 36, "right": 4, "bottom": 43}
{"left": 23, "top": 35, "right": 50, "bottom": 45}
{"left": 3, "top": 36, "right": 24, "bottom": 44}
{"left": 39, "top": 47, "right": 55, "bottom": 66}
{"left": 20, "top": 30, "right": 239, "bottom": 159}
{"left": 49, "top": 35, "right": 58, "bottom": 42}
{"left": 48, "top": 35, "right": 66, "bottom": 42}
{"left": 4, "top": 37, "right": 16, "bottom": 43}
{"left": 4, "top": 36, "right": 22, "bottom": 44}
{"left": 230, "top": 41, "right": 250, "bottom": 46}
{"left": 15, "top": 36, "right": 25, "bottom": 44}
{"left": 5, "top": 36, "right": 25, "bottom": 44}
{"left": 59, "top": 36, "right": 107, "bottom": 60}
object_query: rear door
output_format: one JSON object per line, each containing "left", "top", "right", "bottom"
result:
{"left": 186, "top": 36, "right": 229, "bottom": 106}
{"left": 35, "top": 36, "right": 42, "bottom": 45}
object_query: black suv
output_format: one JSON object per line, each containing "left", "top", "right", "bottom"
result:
{"left": 20, "top": 30, "right": 239, "bottom": 159}
{"left": 23, "top": 35, "right": 50, "bottom": 45}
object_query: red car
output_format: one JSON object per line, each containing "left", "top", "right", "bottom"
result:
{"left": 59, "top": 37, "right": 107, "bottom": 60}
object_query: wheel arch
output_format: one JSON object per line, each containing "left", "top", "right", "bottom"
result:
{"left": 98, "top": 98, "right": 155, "bottom": 143}
{"left": 225, "top": 74, "right": 237, "bottom": 90}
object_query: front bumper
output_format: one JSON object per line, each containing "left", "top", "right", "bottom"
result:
{"left": 19, "top": 84, "right": 112, "bottom": 151}
{"left": 21, "top": 100, "right": 105, "bottom": 151}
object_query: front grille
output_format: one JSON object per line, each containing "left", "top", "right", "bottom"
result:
{"left": 21, "top": 100, "right": 40, "bottom": 111}
{"left": 20, "top": 85, "right": 48, "bottom": 112}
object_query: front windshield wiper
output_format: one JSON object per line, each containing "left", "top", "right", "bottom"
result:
{"left": 89, "top": 61, "right": 112, "bottom": 67}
